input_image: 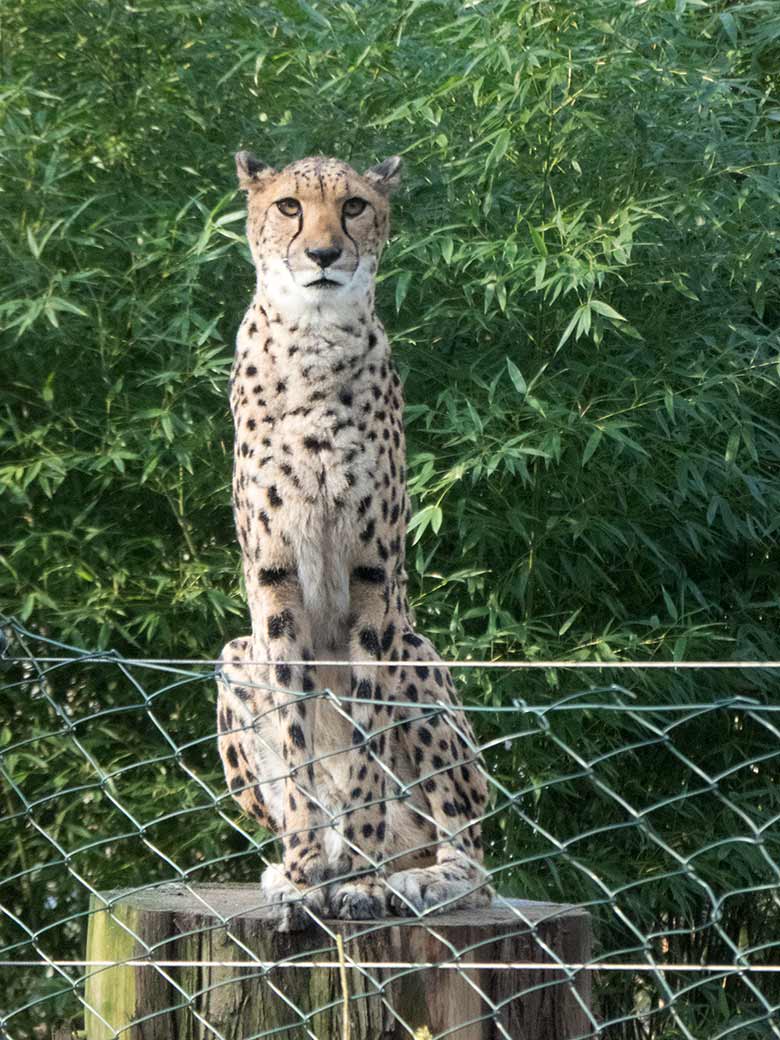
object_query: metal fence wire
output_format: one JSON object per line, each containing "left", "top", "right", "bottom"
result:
{"left": 1, "top": 614, "right": 779, "bottom": 1040}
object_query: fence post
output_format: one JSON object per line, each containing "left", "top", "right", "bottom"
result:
{"left": 84, "top": 884, "right": 592, "bottom": 1039}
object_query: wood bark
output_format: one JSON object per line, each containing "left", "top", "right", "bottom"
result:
{"left": 84, "top": 884, "right": 592, "bottom": 1039}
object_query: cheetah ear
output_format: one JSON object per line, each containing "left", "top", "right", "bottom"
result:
{"left": 235, "top": 150, "right": 276, "bottom": 190}
{"left": 364, "top": 155, "right": 402, "bottom": 195}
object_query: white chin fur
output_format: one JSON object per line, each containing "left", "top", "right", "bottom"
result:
{"left": 261, "top": 257, "right": 373, "bottom": 323}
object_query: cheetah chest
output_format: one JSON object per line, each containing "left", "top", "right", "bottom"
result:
{"left": 235, "top": 395, "right": 379, "bottom": 625}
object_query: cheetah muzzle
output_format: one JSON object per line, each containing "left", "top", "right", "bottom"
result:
{"left": 216, "top": 151, "right": 492, "bottom": 929}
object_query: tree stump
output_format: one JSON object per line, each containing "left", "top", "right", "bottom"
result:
{"left": 84, "top": 884, "right": 592, "bottom": 1039}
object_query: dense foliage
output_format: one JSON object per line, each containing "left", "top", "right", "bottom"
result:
{"left": 1, "top": 0, "right": 779, "bottom": 1036}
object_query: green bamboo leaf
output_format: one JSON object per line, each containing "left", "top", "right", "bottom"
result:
{"left": 719, "top": 11, "right": 738, "bottom": 46}
{"left": 214, "top": 209, "right": 246, "bottom": 227}
{"left": 558, "top": 607, "right": 582, "bottom": 636}
{"left": 506, "top": 359, "right": 527, "bottom": 395}
{"left": 408, "top": 504, "right": 442, "bottom": 544}
{"left": 26, "top": 227, "right": 40, "bottom": 260}
{"left": 590, "top": 300, "right": 626, "bottom": 322}
{"left": 297, "top": 0, "right": 331, "bottom": 28}
{"left": 395, "top": 270, "right": 412, "bottom": 312}
{"left": 42, "top": 372, "right": 55, "bottom": 403}
{"left": 529, "top": 225, "right": 547, "bottom": 256}
{"left": 487, "top": 128, "right": 510, "bottom": 167}
{"left": 725, "top": 429, "right": 739, "bottom": 463}
{"left": 48, "top": 297, "right": 88, "bottom": 317}
{"left": 557, "top": 308, "right": 581, "bottom": 350}
{"left": 576, "top": 303, "right": 592, "bottom": 339}
{"left": 582, "top": 429, "right": 603, "bottom": 466}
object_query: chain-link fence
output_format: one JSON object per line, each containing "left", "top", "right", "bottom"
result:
{"left": 1, "top": 615, "right": 779, "bottom": 1039}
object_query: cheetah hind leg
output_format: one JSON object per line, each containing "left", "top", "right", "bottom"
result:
{"left": 385, "top": 781, "right": 492, "bottom": 915}
{"left": 385, "top": 646, "right": 493, "bottom": 915}
{"left": 385, "top": 793, "right": 493, "bottom": 916}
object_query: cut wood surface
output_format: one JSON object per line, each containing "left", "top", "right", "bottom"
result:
{"left": 84, "top": 883, "right": 592, "bottom": 1039}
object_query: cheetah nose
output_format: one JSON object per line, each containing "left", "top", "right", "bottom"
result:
{"left": 305, "top": 246, "right": 342, "bottom": 269}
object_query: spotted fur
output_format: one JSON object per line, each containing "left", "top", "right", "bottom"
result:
{"left": 216, "top": 153, "right": 491, "bottom": 927}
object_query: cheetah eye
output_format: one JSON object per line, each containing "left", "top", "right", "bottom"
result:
{"left": 276, "top": 198, "right": 301, "bottom": 217}
{"left": 343, "top": 197, "right": 367, "bottom": 218}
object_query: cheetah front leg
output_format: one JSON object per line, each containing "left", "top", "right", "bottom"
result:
{"left": 328, "top": 576, "right": 396, "bottom": 921}
{"left": 248, "top": 566, "right": 339, "bottom": 927}
{"left": 217, "top": 632, "right": 331, "bottom": 930}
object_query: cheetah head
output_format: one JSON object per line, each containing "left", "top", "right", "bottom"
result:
{"left": 236, "top": 153, "right": 401, "bottom": 319}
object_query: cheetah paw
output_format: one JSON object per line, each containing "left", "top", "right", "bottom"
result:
{"left": 386, "top": 868, "right": 490, "bottom": 916}
{"left": 260, "top": 864, "right": 328, "bottom": 932}
{"left": 330, "top": 879, "right": 386, "bottom": 921}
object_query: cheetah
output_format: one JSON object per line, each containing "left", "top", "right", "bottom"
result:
{"left": 216, "top": 151, "right": 491, "bottom": 928}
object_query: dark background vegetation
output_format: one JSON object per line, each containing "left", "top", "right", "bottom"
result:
{"left": 1, "top": 0, "right": 779, "bottom": 1036}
